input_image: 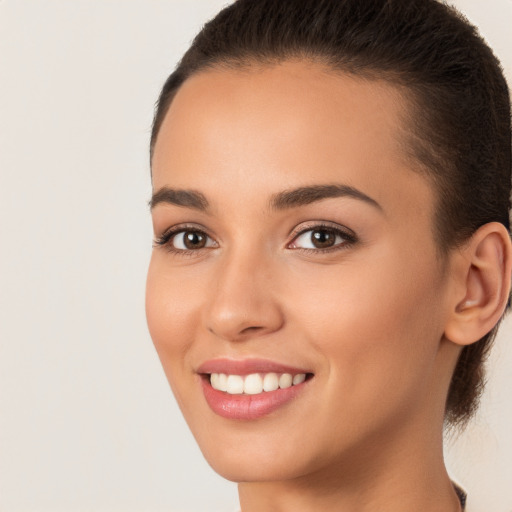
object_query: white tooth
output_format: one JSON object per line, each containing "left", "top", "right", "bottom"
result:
{"left": 263, "top": 372, "right": 279, "bottom": 392}
{"left": 279, "top": 373, "right": 293, "bottom": 389}
{"left": 244, "top": 373, "right": 263, "bottom": 395}
{"left": 218, "top": 373, "right": 228, "bottom": 392}
{"left": 226, "top": 375, "right": 244, "bottom": 394}
{"left": 292, "top": 373, "right": 306, "bottom": 385}
{"left": 210, "top": 373, "right": 219, "bottom": 390}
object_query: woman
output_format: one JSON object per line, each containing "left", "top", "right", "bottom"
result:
{"left": 145, "top": 0, "right": 511, "bottom": 510}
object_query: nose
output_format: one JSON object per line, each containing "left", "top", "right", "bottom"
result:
{"left": 203, "top": 248, "right": 285, "bottom": 342}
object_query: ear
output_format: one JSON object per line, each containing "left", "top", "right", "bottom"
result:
{"left": 444, "top": 222, "right": 512, "bottom": 346}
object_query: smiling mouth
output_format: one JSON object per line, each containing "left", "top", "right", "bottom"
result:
{"left": 207, "top": 372, "right": 313, "bottom": 395}
{"left": 197, "top": 359, "right": 315, "bottom": 419}
{"left": 199, "top": 370, "right": 314, "bottom": 420}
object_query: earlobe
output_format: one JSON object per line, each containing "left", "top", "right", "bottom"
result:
{"left": 444, "top": 222, "right": 512, "bottom": 346}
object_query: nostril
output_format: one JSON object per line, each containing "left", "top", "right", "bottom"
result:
{"left": 241, "top": 325, "right": 264, "bottom": 334}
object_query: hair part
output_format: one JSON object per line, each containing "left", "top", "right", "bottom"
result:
{"left": 150, "top": 0, "right": 511, "bottom": 428}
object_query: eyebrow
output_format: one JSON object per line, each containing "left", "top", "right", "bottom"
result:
{"left": 149, "top": 187, "right": 209, "bottom": 211}
{"left": 269, "top": 184, "right": 382, "bottom": 211}
{"left": 149, "top": 183, "right": 382, "bottom": 212}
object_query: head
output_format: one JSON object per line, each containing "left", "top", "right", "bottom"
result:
{"left": 146, "top": 0, "right": 511, "bottom": 483}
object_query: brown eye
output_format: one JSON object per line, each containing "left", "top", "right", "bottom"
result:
{"left": 183, "top": 231, "right": 206, "bottom": 249}
{"left": 171, "top": 230, "right": 214, "bottom": 250}
{"left": 310, "top": 229, "right": 337, "bottom": 248}
{"left": 289, "top": 225, "right": 356, "bottom": 251}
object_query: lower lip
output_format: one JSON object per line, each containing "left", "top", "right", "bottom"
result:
{"left": 200, "top": 376, "right": 310, "bottom": 420}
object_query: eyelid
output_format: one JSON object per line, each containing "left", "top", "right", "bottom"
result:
{"left": 287, "top": 221, "right": 358, "bottom": 251}
{"left": 153, "top": 223, "right": 218, "bottom": 252}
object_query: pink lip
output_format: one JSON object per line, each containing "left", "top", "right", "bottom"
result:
{"left": 197, "top": 358, "right": 313, "bottom": 420}
{"left": 197, "top": 358, "right": 310, "bottom": 376}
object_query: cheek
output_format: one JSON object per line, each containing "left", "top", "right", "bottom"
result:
{"left": 288, "top": 251, "right": 444, "bottom": 418}
{"left": 145, "top": 257, "right": 201, "bottom": 384}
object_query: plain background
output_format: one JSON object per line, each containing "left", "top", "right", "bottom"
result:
{"left": 0, "top": 1, "right": 511, "bottom": 511}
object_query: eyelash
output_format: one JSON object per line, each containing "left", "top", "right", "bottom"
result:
{"left": 153, "top": 224, "right": 216, "bottom": 256}
{"left": 153, "top": 222, "right": 357, "bottom": 256}
{"left": 289, "top": 223, "right": 358, "bottom": 254}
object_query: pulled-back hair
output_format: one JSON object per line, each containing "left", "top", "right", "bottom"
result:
{"left": 150, "top": 0, "right": 511, "bottom": 427}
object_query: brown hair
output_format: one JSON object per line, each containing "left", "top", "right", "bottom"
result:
{"left": 150, "top": 0, "right": 511, "bottom": 427}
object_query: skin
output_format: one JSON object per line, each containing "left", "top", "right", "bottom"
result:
{"left": 146, "top": 60, "right": 510, "bottom": 511}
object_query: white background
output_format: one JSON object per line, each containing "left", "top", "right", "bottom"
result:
{"left": 0, "top": 1, "right": 510, "bottom": 511}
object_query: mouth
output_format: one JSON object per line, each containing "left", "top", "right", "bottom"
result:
{"left": 197, "top": 359, "right": 314, "bottom": 420}
{"left": 206, "top": 371, "right": 312, "bottom": 394}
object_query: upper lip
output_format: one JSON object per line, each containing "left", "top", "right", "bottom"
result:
{"left": 197, "top": 358, "right": 312, "bottom": 376}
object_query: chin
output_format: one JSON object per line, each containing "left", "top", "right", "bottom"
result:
{"left": 203, "top": 449, "right": 310, "bottom": 483}
{"left": 189, "top": 418, "right": 330, "bottom": 484}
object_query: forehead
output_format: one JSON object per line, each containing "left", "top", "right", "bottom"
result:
{"left": 152, "top": 60, "right": 433, "bottom": 221}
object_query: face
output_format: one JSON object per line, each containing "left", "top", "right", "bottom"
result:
{"left": 146, "top": 61, "right": 455, "bottom": 483}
